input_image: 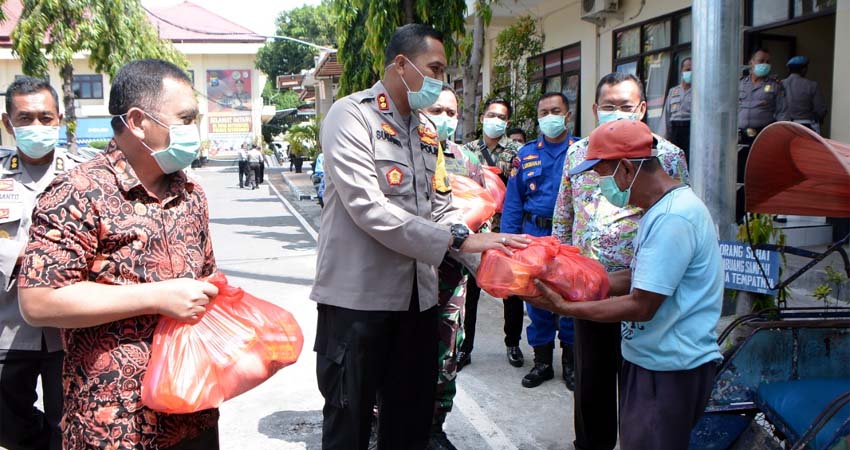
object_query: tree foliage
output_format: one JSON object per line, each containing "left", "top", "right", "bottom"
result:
{"left": 10, "top": 0, "right": 187, "bottom": 151}
{"left": 284, "top": 121, "right": 320, "bottom": 158}
{"left": 255, "top": 1, "right": 335, "bottom": 84}
{"left": 332, "top": 0, "right": 468, "bottom": 96}
{"left": 490, "top": 15, "right": 544, "bottom": 137}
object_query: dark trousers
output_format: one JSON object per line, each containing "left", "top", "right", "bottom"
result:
{"left": 459, "top": 280, "right": 524, "bottom": 353}
{"left": 573, "top": 320, "right": 622, "bottom": 450}
{"left": 0, "top": 348, "right": 63, "bottom": 450}
{"left": 736, "top": 130, "right": 761, "bottom": 223}
{"left": 669, "top": 120, "right": 691, "bottom": 164}
{"left": 315, "top": 297, "right": 439, "bottom": 450}
{"left": 246, "top": 163, "right": 260, "bottom": 188}
{"left": 163, "top": 426, "right": 219, "bottom": 450}
{"left": 237, "top": 161, "right": 247, "bottom": 187}
{"left": 619, "top": 360, "right": 716, "bottom": 450}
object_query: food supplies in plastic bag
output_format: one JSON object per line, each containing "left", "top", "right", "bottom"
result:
{"left": 476, "top": 236, "right": 610, "bottom": 301}
{"left": 142, "top": 272, "right": 303, "bottom": 414}
{"left": 481, "top": 167, "right": 507, "bottom": 212}
{"left": 449, "top": 174, "right": 497, "bottom": 231}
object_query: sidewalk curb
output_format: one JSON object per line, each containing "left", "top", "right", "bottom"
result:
{"left": 280, "top": 170, "right": 317, "bottom": 200}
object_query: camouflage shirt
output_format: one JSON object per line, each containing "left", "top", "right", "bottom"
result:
{"left": 443, "top": 140, "right": 485, "bottom": 186}
{"left": 461, "top": 136, "right": 520, "bottom": 183}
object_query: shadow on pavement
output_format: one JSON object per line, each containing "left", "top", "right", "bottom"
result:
{"left": 210, "top": 216, "right": 293, "bottom": 227}
{"left": 220, "top": 268, "right": 315, "bottom": 287}
{"left": 258, "top": 409, "right": 322, "bottom": 449}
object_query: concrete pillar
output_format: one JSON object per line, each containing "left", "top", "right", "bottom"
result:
{"left": 691, "top": 0, "right": 740, "bottom": 241}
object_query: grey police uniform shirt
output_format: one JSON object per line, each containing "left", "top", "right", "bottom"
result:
{"left": 659, "top": 83, "right": 692, "bottom": 138}
{"left": 310, "top": 80, "right": 466, "bottom": 312}
{"left": 738, "top": 76, "right": 787, "bottom": 130}
{"left": 0, "top": 147, "right": 79, "bottom": 352}
{"left": 781, "top": 73, "right": 828, "bottom": 123}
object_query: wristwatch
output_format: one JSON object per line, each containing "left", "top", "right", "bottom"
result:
{"left": 450, "top": 223, "right": 470, "bottom": 251}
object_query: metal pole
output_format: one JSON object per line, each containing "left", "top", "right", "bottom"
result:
{"left": 691, "top": 0, "right": 740, "bottom": 241}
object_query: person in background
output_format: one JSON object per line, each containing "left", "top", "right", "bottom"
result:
{"left": 552, "top": 72, "right": 689, "bottom": 450}
{"left": 237, "top": 143, "right": 248, "bottom": 188}
{"left": 507, "top": 127, "right": 527, "bottom": 145}
{"left": 532, "top": 118, "right": 721, "bottom": 450}
{"left": 422, "top": 85, "right": 486, "bottom": 450}
{"left": 781, "top": 56, "right": 827, "bottom": 135}
{"left": 18, "top": 59, "right": 220, "bottom": 450}
{"left": 458, "top": 97, "right": 525, "bottom": 371}
{"left": 502, "top": 92, "right": 579, "bottom": 390}
{"left": 247, "top": 145, "right": 262, "bottom": 190}
{"left": 661, "top": 57, "right": 693, "bottom": 162}
{"left": 0, "top": 76, "right": 82, "bottom": 450}
{"left": 311, "top": 24, "right": 527, "bottom": 450}
{"left": 313, "top": 150, "right": 325, "bottom": 207}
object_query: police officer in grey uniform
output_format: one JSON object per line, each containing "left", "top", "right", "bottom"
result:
{"left": 662, "top": 57, "right": 693, "bottom": 162}
{"left": 782, "top": 56, "right": 828, "bottom": 135}
{"left": 311, "top": 24, "right": 528, "bottom": 450}
{"left": 737, "top": 49, "right": 786, "bottom": 221}
{"left": 0, "top": 76, "right": 82, "bottom": 450}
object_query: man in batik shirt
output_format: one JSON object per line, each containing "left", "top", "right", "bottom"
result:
{"left": 551, "top": 72, "right": 688, "bottom": 450}
{"left": 18, "top": 59, "right": 220, "bottom": 450}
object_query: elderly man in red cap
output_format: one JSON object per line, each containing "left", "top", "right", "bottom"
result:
{"left": 525, "top": 119, "right": 724, "bottom": 450}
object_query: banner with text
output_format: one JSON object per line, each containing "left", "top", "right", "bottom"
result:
{"left": 208, "top": 113, "right": 252, "bottom": 152}
{"left": 719, "top": 240, "right": 780, "bottom": 295}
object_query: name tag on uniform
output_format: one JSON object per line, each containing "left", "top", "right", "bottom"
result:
{"left": 0, "top": 179, "right": 13, "bottom": 191}
{"left": 764, "top": 84, "right": 772, "bottom": 93}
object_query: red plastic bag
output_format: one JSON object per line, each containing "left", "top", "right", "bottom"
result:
{"left": 449, "top": 174, "right": 497, "bottom": 231}
{"left": 481, "top": 167, "right": 507, "bottom": 212}
{"left": 477, "top": 236, "right": 609, "bottom": 301}
{"left": 142, "top": 272, "right": 304, "bottom": 413}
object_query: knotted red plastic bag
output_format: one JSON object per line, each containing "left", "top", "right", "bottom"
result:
{"left": 477, "top": 236, "right": 609, "bottom": 301}
{"left": 142, "top": 272, "right": 304, "bottom": 414}
{"left": 449, "top": 174, "right": 497, "bottom": 231}
{"left": 481, "top": 167, "right": 507, "bottom": 212}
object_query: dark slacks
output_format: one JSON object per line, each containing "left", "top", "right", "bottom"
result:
{"left": 669, "top": 120, "right": 691, "bottom": 164}
{"left": 0, "top": 347, "right": 63, "bottom": 450}
{"left": 573, "top": 319, "right": 622, "bottom": 450}
{"left": 163, "top": 426, "right": 219, "bottom": 450}
{"left": 315, "top": 295, "right": 439, "bottom": 450}
{"left": 237, "top": 160, "right": 247, "bottom": 187}
{"left": 619, "top": 360, "right": 716, "bottom": 450}
{"left": 460, "top": 279, "right": 524, "bottom": 353}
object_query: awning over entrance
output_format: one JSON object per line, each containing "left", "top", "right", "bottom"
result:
{"left": 745, "top": 121, "right": 850, "bottom": 217}
{"left": 59, "top": 117, "right": 114, "bottom": 144}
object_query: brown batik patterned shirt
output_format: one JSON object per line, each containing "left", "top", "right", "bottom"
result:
{"left": 19, "top": 143, "right": 218, "bottom": 449}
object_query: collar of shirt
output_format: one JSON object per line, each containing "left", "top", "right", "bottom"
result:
{"left": 104, "top": 143, "right": 193, "bottom": 205}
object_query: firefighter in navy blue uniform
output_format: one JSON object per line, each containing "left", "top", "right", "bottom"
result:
{"left": 501, "top": 92, "right": 578, "bottom": 390}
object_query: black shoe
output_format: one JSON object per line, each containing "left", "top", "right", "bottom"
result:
{"left": 562, "top": 344, "right": 576, "bottom": 391}
{"left": 456, "top": 351, "right": 471, "bottom": 372}
{"left": 521, "top": 362, "right": 554, "bottom": 388}
{"left": 506, "top": 346, "right": 524, "bottom": 367}
{"left": 426, "top": 430, "right": 458, "bottom": 450}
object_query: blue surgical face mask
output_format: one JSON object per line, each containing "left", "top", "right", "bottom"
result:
{"left": 482, "top": 117, "right": 507, "bottom": 139}
{"left": 597, "top": 110, "right": 639, "bottom": 125}
{"left": 598, "top": 159, "right": 644, "bottom": 208}
{"left": 119, "top": 112, "right": 200, "bottom": 174}
{"left": 753, "top": 63, "right": 771, "bottom": 78}
{"left": 426, "top": 114, "right": 458, "bottom": 141}
{"left": 538, "top": 114, "right": 567, "bottom": 139}
{"left": 682, "top": 71, "right": 692, "bottom": 84}
{"left": 398, "top": 56, "right": 442, "bottom": 111}
{"left": 13, "top": 125, "right": 60, "bottom": 159}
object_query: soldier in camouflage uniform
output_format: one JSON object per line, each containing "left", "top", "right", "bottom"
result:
{"left": 458, "top": 98, "right": 525, "bottom": 373}
{"left": 423, "top": 87, "right": 487, "bottom": 450}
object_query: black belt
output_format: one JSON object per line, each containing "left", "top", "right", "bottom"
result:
{"left": 523, "top": 212, "right": 553, "bottom": 229}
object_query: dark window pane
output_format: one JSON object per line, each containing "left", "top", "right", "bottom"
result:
{"left": 528, "top": 55, "right": 544, "bottom": 81}
{"left": 562, "top": 45, "right": 581, "bottom": 72}
{"left": 642, "top": 52, "right": 671, "bottom": 133}
{"left": 81, "top": 83, "right": 92, "bottom": 98}
{"left": 545, "top": 76, "right": 561, "bottom": 92}
{"left": 93, "top": 82, "right": 103, "bottom": 99}
{"left": 794, "top": 0, "right": 836, "bottom": 16}
{"left": 643, "top": 20, "right": 671, "bottom": 52}
{"left": 678, "top": 14, "right": 692, "bottom": 44}
{"left": 752, "top": 0, "right": 789, "bottom": 26}
{"left": 562, "top": 73, "right": 580, "bottom": 135}
{"left": 616, "top": 61, "right": 638, "bottom": 76}
{"left": 544, "top": 51, "right": 561, "bottom": 77}
{"left": 616, "top": 28, "right": 640, "bottom": 59}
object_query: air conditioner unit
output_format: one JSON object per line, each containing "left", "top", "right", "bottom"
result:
{"left": 581, "top": 0, "right": 620, "bottom": 23}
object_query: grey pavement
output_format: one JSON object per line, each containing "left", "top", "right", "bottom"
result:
{"left": 194, "top": 165, "right": 578, "bottom": 450}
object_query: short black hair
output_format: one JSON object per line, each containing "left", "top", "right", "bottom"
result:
{"left": 109, "top": 59, "right": 192, "bottom": 133}
{"left": 483, "top": 97, "right": 512, "bottom": 119}
{"left": 506, "top": 127, "right": 526, "bottom": 140}
{"left": 441, "top": 83, "right": 457, "bottom": 95}
{"left": 537, "top": 92, "right": 570, "bottom": 110}
{"left": 5, "top": 76, "right": 59, "bottom": 116}
{"left": 384, "top": 24, "right": 444, "bottom": 67}
{"left": 680, "top": 57, "right": 692, "bottom": 69}
{"left": 595, "top": 72, "right": 645, "bottom": 103}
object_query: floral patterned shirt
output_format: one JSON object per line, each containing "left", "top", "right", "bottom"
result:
{"left": 19, "top": 144, "right": 218, "bottom": 449}
{"left": 461, "top": 136, "right": 520, "bottom": 183}
{"left": 552, "top": 133, "right": 689, "bottom": 270}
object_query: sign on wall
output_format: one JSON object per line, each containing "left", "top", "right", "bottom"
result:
{"left": 719, "top": 241, "right": 780, "bottom": 296}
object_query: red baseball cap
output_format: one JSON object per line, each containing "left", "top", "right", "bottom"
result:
{"left": 569, "top": 119, "right": 657, "bottom": 176}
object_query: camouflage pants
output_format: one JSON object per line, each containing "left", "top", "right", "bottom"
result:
{"left": 433, "top": 258, "right": 467, "bottom": 426}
